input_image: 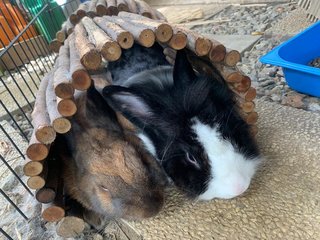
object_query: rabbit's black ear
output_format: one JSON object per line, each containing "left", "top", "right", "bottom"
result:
{"left": 102, "top": 85, "right": 155, "bottom": 128}
{"left": 173, "top": 49, "right": 196, "bottom": 88}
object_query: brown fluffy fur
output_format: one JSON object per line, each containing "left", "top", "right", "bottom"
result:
{"left": 60, "top": 87, "right": 167, "bottom": 224}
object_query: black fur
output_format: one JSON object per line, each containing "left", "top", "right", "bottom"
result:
{"left": 107, "top": 43, "right": 169, "bottom": 84}
{"left": 103, "top": 45, "right": 260, "bottom": 198}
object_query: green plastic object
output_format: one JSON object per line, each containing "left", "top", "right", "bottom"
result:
{"left": 21, "top": 0, "right": 66, "bottom": 42}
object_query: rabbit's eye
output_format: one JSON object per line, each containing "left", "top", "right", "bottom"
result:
{"left": 186, "top": 152, "right": 200, "bottom": 169}
{"left": 100, "top": 185, "right": 110, "bottom": 192}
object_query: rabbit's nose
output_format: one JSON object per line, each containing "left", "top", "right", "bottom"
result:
{"left": 233, "top": 181, "right": 249, "bottom": 196}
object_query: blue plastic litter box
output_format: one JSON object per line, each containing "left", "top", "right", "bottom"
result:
{"left": 260, "top": 21, "right": 320, "bottom": 97}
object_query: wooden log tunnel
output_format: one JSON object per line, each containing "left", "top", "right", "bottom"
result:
{"left": 28, "top": 0, "right": 258, "bottom": 235}
{"left": 49, "top": 0, "right": 165, "bottom": 53}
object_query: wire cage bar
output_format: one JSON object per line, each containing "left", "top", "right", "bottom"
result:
{"left": 0, "top": 0, "right": 81, "bottom": 239}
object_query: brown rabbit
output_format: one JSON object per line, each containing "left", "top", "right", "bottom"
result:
{"left": 60, "top": 83, "right": 167, "bottom": 224}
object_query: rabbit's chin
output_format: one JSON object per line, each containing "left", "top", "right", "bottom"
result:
{"left": 191, "top": 118, "right": 262, "bottom": 200}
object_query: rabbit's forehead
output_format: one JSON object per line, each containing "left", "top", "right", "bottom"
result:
{"left": 87, "top": 148, "right": 149, "bottom": 185}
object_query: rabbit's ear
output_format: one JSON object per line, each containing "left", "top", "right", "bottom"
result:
{"left": 173, "top": 49, "right": 196, "bottom": 88}
{"left": 102, "top": 85, "right": 155, "bottom": 128}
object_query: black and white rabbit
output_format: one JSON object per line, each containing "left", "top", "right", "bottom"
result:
{"left": 102, "top": 43, "right": 262, "bottom": 200}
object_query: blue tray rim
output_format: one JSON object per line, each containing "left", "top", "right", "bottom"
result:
{"left": 260, "top": 21, "right": 320, "bottom": 76}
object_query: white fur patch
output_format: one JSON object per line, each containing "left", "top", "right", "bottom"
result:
{"left": 191, "top": 118, "right": 260, "bottom": 200}
{"left": 138, "top": 133, "right": 157, "bottom": 157}
{"left": 138, "top": 133, "right": 174, "bottom": 184}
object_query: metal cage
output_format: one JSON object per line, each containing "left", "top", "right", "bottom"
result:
{"left": 0, "top": 0, "right": 81, "bottom": 238}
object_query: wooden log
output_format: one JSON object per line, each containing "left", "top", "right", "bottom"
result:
{"left": 91, "top": 73, "right": 111, "bottom": 93}
{"left": 243, "top": 111, "right": 258, "bottom": 125}
{"left": 47, "top": 68, "right": 72, "bottom": 134}
{"left": 224, "top": 49, "right": 241, "bottom": 67}
{"left": 230, "top": 86, "right": 257, "bottom": 102}
{"left": 66, "top": 19, "right": 74, "bottom": 35}
{"left": 103, "top": 16, "right": 155, "bottom": 47}
{"left": 154, "top": 9, "right": 167, "bottom": 21}
{"left": 87, "top": 0, "right": 98, "bottom": 18}
{"left": 42, "top": 203, "right": 65, "bottom": 222}
{"left": 57, "top": 98, "right": 77, "bottom": 117}
{"left": 176, "top": 26, "right": 211, "bottom": 56}
{"left": 82, "top": 17, "right": 122, "bottom": 61}
{"left": 150, "top": 8, "right": 162, "bottom": 21}
{"left": 233, "top": 87, "right": 257, "bottom": 102}
{"left": 221, "top": 67, "right": 243, "bottom": 83}
{"left": 232, "top": 75, "right": 251, "bottom": 93}
{"left": 26, "top": 130, "right": 49, "bottom": 161}
{"left": 208, "top": 39, "right": 226, "bottom": 63}
{"left": 94, "top": 17, "right": 134, "bottom": 49}
{"left": 32, "top": 72, "right": 56, "bottom": 144}
{"left": 56, "top": 23, "right": 66, "bottom": 43}
{"left": 168, "top": 30, "right": 187, "bottom": 50}
{"left": 42, "top": 178, "right": 65, "bottom": 222}
{"left": 124, "top": 0, "right": 138, "bottom": 14}
{"left": 74, "top": 22, "right": 102, "bottom": 70}
{"left": 238, "top": 99, "right": 255, "bottom": 113}
{"left": 96, "top": 0, "right": 107, "bottom": 16}
{"left": 76, "top": 3, "right": 88, "bottom": 18}
{"left": 35, "top": 182, "right": 56, "bottom": 203}
{"left": 52, "top": 117, "right": 71, "bottom": 134}
{"left": 54, "top": 40, "right": 74, "bottom": 99}
{"left": 69, "top": 12, "right": 79, "bottom": 25}
{"left": 56, "top": 216, "right": 85, "bottom": 237}
{"left": 33, "top": 125, "right": 55, "bottom": 146}
{"left": 106, "top": 0, "right": 119, "bottom": 16}
{"left": 69, "top": 34, "right": 91, "bottom": 90}
{"left": 23, "top": 159, "right": 43, "bottom": 177}
{"left": 117, "top": 11, "right": 153, "bottom": 22}
{"left": 250, "top": 125, "right": 258, "bottom": 137}
{"left": 36, "top": 187, "right": 56, "bottom": 204}
{"left": 56, "top": 31, "right": 66, "bottom": 43}
{"left": 56, "top": 198, "right": 85, "bottom": 238}
{"left": 71, "top": 70, "right": 91, "bottom": 91}
{"left": 118, "top": 12, "right": 173, "bottom": 43}
{"left": 27, "top": 157, "right": 47, "bottom": 190}
{"left": 49, "top": 39, "right": 62, "bottom": 53}
{"left": 27, "top": 174, "right": 46, "bottom": 190}
{"left": 35, "top": 157, "right": 60, "bottom": 204}
{"left": 117, "top": 0, "right": 129, "bottom": 12}
{"left": 136, "top": 0, "right": 153, "bottom": 19}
